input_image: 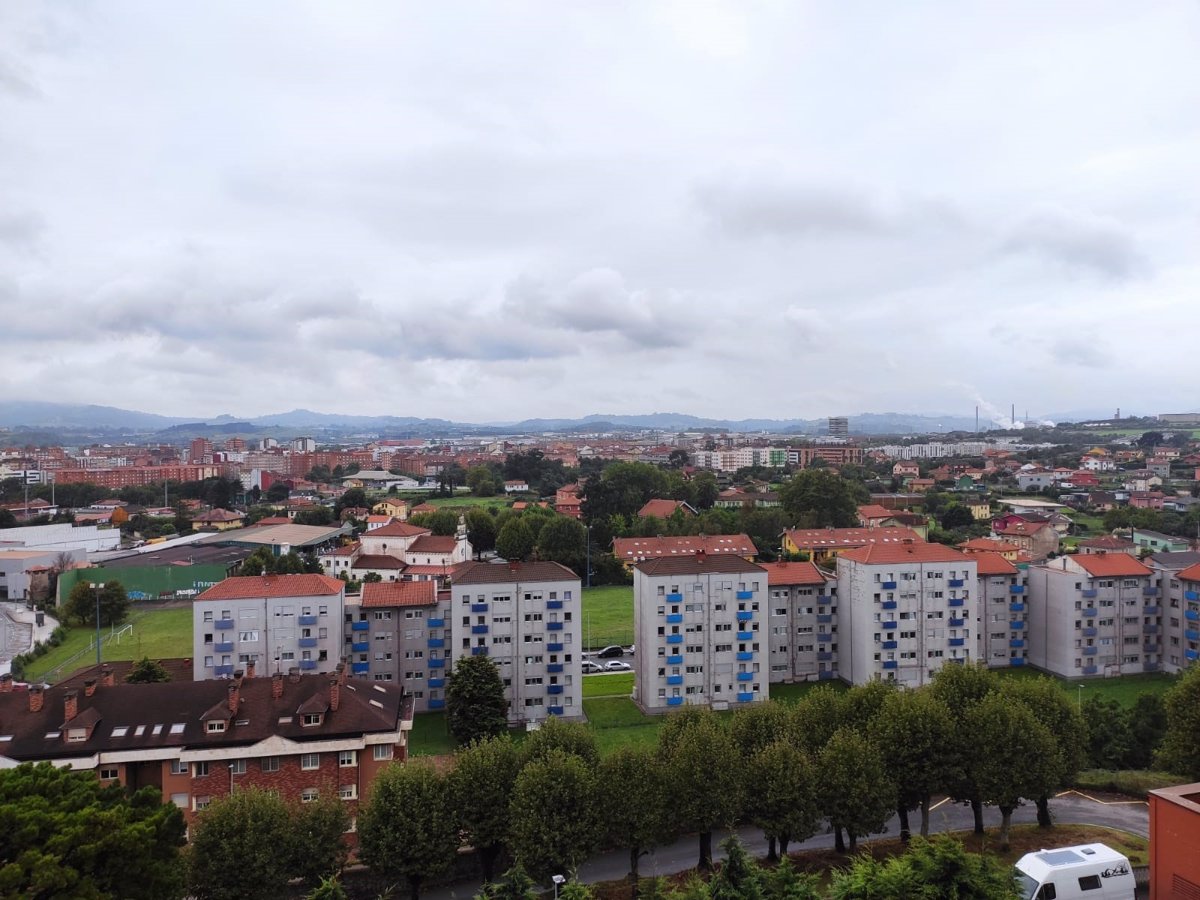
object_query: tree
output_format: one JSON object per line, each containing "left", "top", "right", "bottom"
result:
{"left": 0, "top": 761, "right": 185, "bottom": 900}
{"left": 939, "top": 505, "right": 975, "bottom": 530}
{"left": 693, "top": 472, "right": 720, "bottom": 510}
{"left": 928, "top": 662, "right": 998, "bottom": 834}
{"left": 468, "top": 465, "right": 498, "bottom": 496}
{"left": 359, "top": 763, "right": 460, "bottom": 900}
{"left": 467, "top": 508, "right": 498, "bottom": 557}
{"left": 496, "top": 518, "right": 536, "bottom": 562}
{"left": 1081, "top": 696, "right": 1133, "bottom": 770}
{"left": 1002, "top": 676, "right": 1087, "bottom": 827}
{"left": 709, "top": 836, "right": 764, "bottom": 900}
{"left": 789, "top": 686, "right": 847, "bottom": 754}
{"left": 189, "top": 788, "right": 296, "bottom": 900}
{"left": 779, "top": 470, "right": 863, "bottom": 528}
{"left": 536, "top": 517, "right": 588, "bottom": 574}
{"left": 293, "top": 794, "right": 352, "bottom": 888}
{"left": 1126, "top": 692, "right": 1168, "bottom": 770}
{"left": 869, "top": 689, "right": 954, "bottom": 840}
{"left": 598, "top": 746, "right": 673, "bottom": 895}
{"left": 478, "top": 864, "right": 538, "bottom": 900}
{"left": 509, "top": 749, "right": 601, "bottom": 881}
{"left": 450, "top": 736, "right": 521, "bottom": 882}
{"left": 446, "top": 654, "right": 509, "bottom": 745}
{"left": 1158, "top": 664, "right": 1200, "bottom": 778}
{"left": 335, "top": 488, "right": 368, "bottom": 517}
{"left": 580, "top": 462, "right": 670, "bottom": 523}
{"left": 965, "top": 694, "right": 1059, "bottom": 851}
{"left": 266, "top": 481, "right": 291, "bottom": 502}
{"left": 749, "top": 741, "right": 820, "bottom": 859}
{"left": 65, "top": 579, "right": 130, "bottom": 627}
{"left": 519, "top": 717, "right": 599, "bottom": 768}
{"left": 817, "top": 728, "right": 895, "bottom": 853}
{"left": 125, "top": 656, "right": 172, "bottom": 683}
{"left": 294, "top": 507, "right": 335, "bottom": 526}
{"left": 662, "top": 713, "right": 743, "bottom": 870}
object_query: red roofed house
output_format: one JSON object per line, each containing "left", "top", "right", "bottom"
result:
{"left": 191, "top": 508, "right": 246, "bottom": 532}
{"left": 637, "top": 498, "right": 697, "bottom": 519}
{"left": 1026, "top": 552, "right": 1159, "bottom": 679}
{"left": 972, "top": 552, "right": 1030, "bottom": 668}
{"left": 555, "top": 483, "right": 583, "bottom": 519}
{"left": 993, "top": 519, "right": 1059, "bottom": 560}
{"left": 759, "top": 560, "right": 840, "bottom": 682}
{"left": 318, "top": 517, "right": 471, "bottom": 582}
{"left": 611, "top": 534, "right": 757, "bottom": 570}
{"left": 782, "top": 527, "right": 922, "bottom": 564}
{"left": 958, "top": 537, "right": 1023, "bottom": 562}
{"left": 1077, "top": 535, "right": 1137, "bottom": 556}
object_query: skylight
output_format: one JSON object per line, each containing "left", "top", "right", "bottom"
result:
{"left": 111, "top": 726, "right": 129, "bottom": 737}
{"left": 169, "top": 723, "right": 185, "bottom": 735}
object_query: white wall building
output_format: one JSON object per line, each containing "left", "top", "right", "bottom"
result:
{"left": 973, "top": 552, "right": 1030, "bottom": 669}
{"left": 0, "top": 523, "right": 121, "bottom": 554}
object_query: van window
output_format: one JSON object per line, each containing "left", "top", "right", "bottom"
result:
{"left": 1035, "top": 886, "right": 1056, "bottom": 900}
{"left": 1077, "top": 875, "right": 1101, "bottom": 891}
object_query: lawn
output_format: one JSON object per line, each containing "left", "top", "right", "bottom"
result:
{"left": 423, "top": 495, "right": 512, "bottom": 510}
{"left": 584, "top": 672, "right": 633, "bottom": 698}
{"left": 25, "top": 606, "right": 193, "bottom": 683}
{"left": 584, "top": 696, "right": 664, "bottom": 755}
{"left": 995, "top": 667, "right": 1176, "bottom": 708}
{"left": 408, "top": 712, "right": 458, "bottom": 757}
{"left": 582, "top": 585, "right": 634, "bottom": 649}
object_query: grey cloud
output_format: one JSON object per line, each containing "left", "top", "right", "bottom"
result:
{"left": 695, "top": 179, "right": 889, "bottom": 238}
{"left": 0, "top": 57, "right": 38, "bottom": 97}
{"left": 1000, "top": 210, "right": 1145, "bottom": 280}
{"left": 0, "top": 209, "right": 44, "bottom": 251}
{"left": 1051, "top": 337, "right": 1109, "bottom": 369}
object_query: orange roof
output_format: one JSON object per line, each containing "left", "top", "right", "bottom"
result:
{"left": 1176, "top": 563, "right": 1200, "bottom": 582}
{"left": 361, "top": 580, "right": 437, "bottom": 608}
{"left": 1077, "top": 535, "right": 1135, "bottom": 550}
{"left": 973, "top": 552, "right": 1018, "bottom": 576}
{"left": 840, "top": 542, "right": 970, "bottom": 565}
{"left": 785, "top": 527, "right": 921, "bottom": 549}
{"left": 368, "top": 522, "right": 431, "bottom": 538}
{"left": 1070, "top": 553, "right": 1153, "bottom": 578}
{"left": 995, "top": 521, "right": 1050, "bottom": 536}
{"left": 408, "top": 535, "right": 458, "bottom": 554}
{"left": 612, "top": 534, "right": 757, "bottom": 560}
{"left": 197, "top": 574, "right": 344, "bottom": 601}
{"left": 759, "top": 560, "right": 831, "bottom": 586}
{"left": 857, "top": 504, "right": 896, "bottom": 521}
{"left": 958, "top": 538, "right": 1021, "bottom": 553}
{"left": 638, "top": 499, "right": 693, "bottom": 519}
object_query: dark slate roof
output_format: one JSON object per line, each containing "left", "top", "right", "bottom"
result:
{"left": 633, "top": 555, "right": 766, "bottom": 576}
{"left": 452, "top": 560, "right": 579, "bottom": 585}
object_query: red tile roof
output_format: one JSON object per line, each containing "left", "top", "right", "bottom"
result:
{"left": 361, "top": 580, "right": 437, "bottom": 607}
{"left": 637, "top": 499, "right": 694, "bottom": 519}
{"left": 995, "top": 521, "right": 1051, "bottom": 536}
{"left": 973, "top": 552, "right": 1018, "bottom": 576}
{"left": 1069, "top": 553, "right": 1153, "bottom": 578}
{"left": 958, "top": 538, "right": 1021, "bottom": 553}
{"left": 785, "top": 527, "right": 922, "bottom": 550}
{"left": 196, "top": 574, "right": 344, "bottom": 601}
{"left": 839, "top": 542, "right": 970, "bottom": 565}
{"left": 367, "top": 522, "right": 431, "bottom": 538}
{"left": 633, "top": 555, "right": 766, "bottom": 577}
{"left": 325, "top": 542, "right": 360, "bottom": 557}
{"left": 759, "top": 560, "right": 831, "bottom": 586}
{"left": 452, "top": 560, "right": 578, "bottom": 584}
{"left": 1077, "top": 535, "right": 1136, "bottom": 550}
{"left": 354, "top": 554, "right": 408, "bottom": 570}
{"left": 408, "top": 535, "right": 458, "bottom": 554}
{"left": 1176, "top": 563, "right": 1200, "bottom": 582}
{"left": 612, "top": 534, "right": 757, "bottom": 561}
{"left": 857, "top": 504, "right": 896, "bottom": 521}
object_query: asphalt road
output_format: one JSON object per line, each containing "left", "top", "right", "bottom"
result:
{"left": 422, "top": 792, "right": 1148, "bottom": 900}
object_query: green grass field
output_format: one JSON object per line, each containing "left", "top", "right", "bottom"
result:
{"left": 26, "top": 606, "right": 194, "bottom": 683}
{"left": 995, "top": 667, "right": 1176, "bottom": 708}
{"left": 584, "top": 672, "right": 633, "bottom": 698}
{"left": 408, "top": 712, "right": 458, "bottom": 756}
{"left": 582, "top": 585, "right": 633, "bottom": 648}
{"left": 423, "top": 495, "right": 513, "bottom": 510}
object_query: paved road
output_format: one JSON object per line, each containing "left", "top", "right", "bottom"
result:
{"left": 422, "top": 792, "right": 1148, "bottom": 900}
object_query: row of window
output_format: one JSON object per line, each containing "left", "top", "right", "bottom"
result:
{"left": 179, "top": 745, "right": 393, "bottom": 779}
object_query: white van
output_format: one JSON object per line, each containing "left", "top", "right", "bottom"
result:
{"left": 1013, "top": 843, "right": 1136, "bottom": 900}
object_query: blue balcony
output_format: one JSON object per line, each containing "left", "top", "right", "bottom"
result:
{"left": 548, "top": 642, "right": 564, "bottom": 652}
{"left": 214, "top": 664, "right": 234, "bottom": 676}
{"left": 547, "top": 663, "right": 563, "bottom": 673}
{"left": 351, "top": 620, "right": 369, "bottom": 632}
{"left": 1082, "top": 665, "right": 1098, "bottom": 675}
{"left": 737, "top": 631, "right": 754, "bottom": 641}
{"left": 1082, "top": 646, "right": 1098, "bottom": 656}
{"left": 1187, "top": 629, "right": 1200, "bottom": 642}
{"left": 471, "top": 603, "right": 489, "bottom": 613}
{"left": 949, "top": 638, "right": 965, "bottom": 647}
{"left": 351, "top": 641, "right": 369, "bottom": 652}
{"left": 548, "top": 684, "right": 564, "bottom": 695}
{"left": 666, "top": 654, "right": 683, "bottom": 664}
{"left": 1010, "top": 602, "right": 1026, "bottom": 613}
{"left": 881, "top": 600, "right": 897, "bottom": 610}
{"left": 471, "top": 646, "right": 489, "bottom": 656}
{"left": 817, "top": 651, "right": 833, "bottom": 661}
{"left": 881, "top": 640, "right": 897, "bottom": 650}
{"left": 817, "top": 614, "right": 833, "bottom": 623}
{"left": 666, "top": 696, "right": 684, "bottom": 706}
{"left": 215, "top": 618, "right": 234, "bottom": 630}
{"left": 737, "top": 692, "right": 755, "bottom": 702}
{"left": 1186, "top": 609, "right": 1200, "bottom": 622}
{"left": 428, "top": 698, "right": 446, "bottom": 710}
{"left": 299, "top": 614, "right": 318, "bottom": 626}
{"left": 1187, "top": 590, "right": 1200, "bottom": 602}
{"left": 817, "top": 633, "right": 833, "bottom": 643}
{"left": 666, "top": 613, "right": 683, "bottom": 624}
{"left": 547, "top": 621, "right": 564, "bottom": 631}
{"left": 667, "top": 674, "right": 683, "bottom": 685}
{"left": 299, "top": 637, "right": 319, "bottom": 648}
{"left": 1010, "top": 620, "right": 1025, "bottom": 630}
{"left": 352, "top": 661, "right": 369, "bottom": 674}
{"left": 299, "top": 660, "right": 317, "bottom": 670}
{"left": 1082, "top": 589, "right": 1098, "bottom": 598}
{"left": 1145, "top": 623, "right": 1160, "bottom": 634}
{"left": 547, "top": 600, "right": 563, "bottom": 609}
{"left": 882, "top": 660, "right": 898, "bottom": 670}
{"left": 427, "top": 617, "right": 445, "bottom": 628}
{"left": 819, "top": 670, "right": 836, "bottom": 680}
{"left": 427, "top": 638, "right": 445, "bottom": 649}
{"left": 1010, "top": 657, "right": 1026, "bottom": 667}
{"left": 736, "top": 610, "right": 754, "bottom": 622}
{"left": 548, "top": 705, "right": 564, "bottom": 716}
{"left": 736, "top": 651, "right": 753, "bottom": 661}
{"left": 215, "top": 641, "right": 235, "bottom": 653}
{"left": 1187, "top": 648, "right": 1199, "bottom": 661}
{"left": 949, "top": 617, "right": 966, "bottom": 628}
{"left": 881, "top": 620, "right": 897, "bottom": 630}
{"left": 428, "top": 677, "right": 445, "bottom": 688}
{"left": 1009, "top": 584, "right": 1025, "bottom": 595}
{"left": 1082, "top": 626, "right": 1097, "bottom": 637}
{"left": 1144, "top": 605, "right": 1160, "bottom": 615}
{"left": 737, "top": 671, "right": 753, "bottom": 682}
{"left": 1143, "top": 586, "right": 1159, "bottom": 597}
{"left": 471, "top": 624, "right": 488, "bottom": 634}
{"left": 666, "top": 634, "right": 683, "bottom": 645}
{"left": 949, "top": 579, "right": 964, "bottom": 588}
{"left": 1082, "top": 607, "right": 1097, "bottom": 617}
{"left": 882, "top": 581, "right": 897, "bottom": 590}
{"left": 1143, "top": 644, "right": 1159, "bottom": 654}
{"left": 736, "top": 591, "right": 754, "bottom": 600}
{"left": 1010, "top": 638, "right": 1025, "bottom": 648}
{"left": 666, "top": 593, "right": 683, "bottom": 602}
{"left": 429, "top": 657, "right": 445, "bottom": 668}
{"left": 948, "top": 598, "right": 965, "bottom": 608}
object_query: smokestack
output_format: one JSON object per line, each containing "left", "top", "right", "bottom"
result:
{"left": 83, "top": 678, "right": 97, "bottom": 698}
{"left": 28, "top": 685, "right": 43, "bottom": 713}
{"left": 272, "top": 670, "right": 284, "bottom": 699}
{"left": 63, "top": 689, "right": 78, "bottom": 723}
{"left": 329, "top": 678, "right": 340, "bottom": 712}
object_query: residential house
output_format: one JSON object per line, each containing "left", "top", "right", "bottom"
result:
{"left": 611, "top": 534, "right": 757, "bottom": 570}
{"left": 1146, "top": 554, "right": 1200, "bottom": 673}
{"left": 637, "top": 499, "right": 697, "bottom": 519}
{"left": 781, "top": 527, "right": 922, "bottom": 565}
{"left": 892, "top": 461, "right": 920, "bottom": 478}
{"left": 1131, "top": 529, "right": 1189, "bottom": 554}
{"left": 554, "top": 483, "right": 583, "bottom": 519}
{"left": 191, "top": 509, "right": 246, "bottom": 532}
{"left": 1016, "top": 471, "right": 1056, "bottom": 491}
{"left": 371, "top": 498, "right": 410, "bottom": 520}
{"left": 993, "top": 519, "right": 1059, "bottom": 560}
{"left": 1077, "top": 535, "right": 1137, "bottom": 556}
{"left": 957, "top": 538, "right": 1022, "bottom": 562}
{"left": 713, "top": 489, "right": 781, "bottom": 510}
{"left": 503, "top": 479, "right": 529, "bottom": 494}
{"left": 1129, "top": 491, "right": 1166, "bottom": 509}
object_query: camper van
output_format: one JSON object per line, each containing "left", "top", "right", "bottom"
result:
{"left": 1014, "top": 843, "right": 1135, "bottom": 900}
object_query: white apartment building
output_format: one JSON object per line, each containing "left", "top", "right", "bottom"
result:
{"left": 1025, "top": 553, "right": 1160, "bottom": 678}
{"left": 1146, "top": 553, "right": 1200, "bottom": 673}
{"left": 449, "top": 561, "right": 583, "bottom": 724}
{"left": 193, "top": 574, "right": 346, "bottom": 681}
{"left": 758, "top": 561, "right": 839, "bottom": 683}
{"left": 973, "top": 552, "right": 1030, "bottom": 669}
{"left": 631, "top": 554, "right": 769, "bottom": 714}
{"left": 836, "top": 541, "right": 979, "bottom": 687}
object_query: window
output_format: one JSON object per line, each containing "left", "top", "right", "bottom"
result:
{"left": 99, "top": 767, "right": 118, "bottom": 781}
{"left": 193, "top": 762, "right": 209, "bottom": 778}
{"left": 339, "top": 784, "right": 358, "bottom": 800}
{"left": 194, "top": 796, "right": 212, "bottom": 811}
{"left": 339, "top": 750, "right": 357, "bottom": 767}
{"left": 261, "top": 756, "right": 280, "bottom": 773}
{"left": 301, "top": 788, "right": 319, "bottom": 803}
{"left": 206, "top": 720, "right": 226, "bottom": 733}
{"left": 300, "top": 753, "right": 320, "bottom": 770}
{"left": 229, "top": 759, "right": 246, "bottom": 775}
{"left": 170, "top": 792, "right": 189, "bottom": 808}
{"left": 170, "top": 759, "right": 188, "bottom": 775}
{"left": 302, "top": 713, "right": 322, "bottom": 727}
{"left": 1034, "top": 885, "right": 1056, "bottom": 900}
{"left": 373, "top": 744, "right": 393, "bottom": 761}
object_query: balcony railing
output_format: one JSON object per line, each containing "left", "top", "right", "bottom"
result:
{"left": 1145, "top": 624, "right": 1160, "bottom": 634}
{"left": 471, "top": 624, "right": 488, "bottom": 634}
{"left": 548, "top": 642, "right": 564, "bottom": 652}
{"left": 817, "top": 651, "right": 833, "bottom": 661}
{"left": 949, "top": 579, "right": 964, "bottom": 588}
{"left": 1082, "top": 608, "right": 1097, "bottom": 617}
{"left": 881, "top": 620, "right": 897, "bottom": 629}
{"left": 736, "top": 611, "right": 753, "bottom": 622}
{"left": 949, "top": 638, "right": 965, "bottom": 647}
{"left": 667, "top": 593, "right": 683, "bottom": 602}
{"left": 1082, "top": 626, "right": 1097, "bottom": 637}
{"left": 471, "top": 646, "right": 489, "bottom": 656}
{"left": 1009, "top": 584, "right": 1025, "bottom": 595}
{"left": 1010, "top": 620, "right": 1025, "bottom": 630}
{"left": 214, "top": 664, "right": 234, "bottom": 676}
{"left": 881, "top": 600, "right": 897, "bottom": 610}
{"left": 666, "top": 696, "right": 683, "bottom": 706}
{"left": 215, "top": 619, "right": 234, "bottom": 630}
{"left": 429, "top": 698, "right": 446, "bottom": 710}
{"left": 547, "top": 663, "right": 563, "bottom": 673}
{"left": 547, "top": 621, "right": 564, "bottom": 631}
{"left": 736, "top": 591, "right": 754, "bottom": 600}
{"left": 1083, "top": 665, "right": 1098, "bottom": 675}
{"left": 666, "top": 613, "right": 683, "bottom": 624}
{"left": 948, "top": 598, "right": 965, "bottom": 608}
{"left": 882, "top": 581, "right": 897, "bottom": 590}
{"left": 1010, "top": 638, "right": 1025, "bottom": 648}
{"left": 1187, "top": 648, "right": 1199, "bottom": 661}
{"left": 882, "top": 660, "right": 898, "bottom": 670}
{"left": 666, "top": 654, "right": 683, "bottom": 664}
{"left": 1186, "top": 629, "right": 1200, "bottom": 642}
{"left": 817, "top": 632, "right": 833, "bottom": 643}
{"left": 351, "top": 620, "right": 369, "bottom": 632}
{"left": 299, "top": 637, "right": 319, "bottom": 648}
{"left": 736, "top": 671, "right": 753, "bottom": 682}
{"left": 299, "top": 660, "right": 317, "bottom": 670}
{"left": 737, "top": 631, "right": 754, "bottom": 641}
{"left": 1081, "top": 589, "right": 1098, "bottom": 598}
{"left": 817, "top": 614, "right": 833, "bottom": 623}
{"left": 1082, "top": 646, "right": 1098, "bottom": 656}
{"left": 427, "top": 638, "right": 445, "bottom": 649}
{"left": 214, "top": 641, "right": 234, "bottom": 653}
{"left": 547, "top": 684, "right": 564, "bottom": 695}
{"left": 351, "top": 641, "right": 369, "bottom": 653}
{"left": 429, "top": 658, "right": 445, "bottom": 668}
{"left": 427, "top": 617, "right": 445, "bottom": 628}
{"left": 471, "top": 603, "right": 489, "bottom": 612}
{"left": 1143, "top": 643, "right": 1159, "bottom": 654}
{"left": 1186, "top": 590, "right": 1200, "bottom": 602}
{"left": 667, "top": 675, "right": 683, "bottom": 685}
{"left": 1010, "top": 657, "right": 1026, "bottom": 667}
{"left": 1143, "top": 586, "right": 1159, "bottom": 597}
{"left": 881, "top": 640, "right": 897, "bottom": 650}
{"left": 666, "top": 634, "right": 683, "bottom": 645}
{"left": 299, "top": 614, "right": 318, "bottom": 626}
{"left": 1144, "top": 605, "right": 1160, "bottom": 615}
{"left": 351, "top": 661, "right": 369, "bottom": 674}
{"left": 429, "top": 677, "right": 445, "bottom": 688}
{"left": 736, "top": 651, "right": 753, "bottom": 661}
{"left": 1010, "top": 602, "right": 1025, "bottom": 613}
{"left": 1185, "top": 609, "right": 1200, "bottom": 622}
{"left": 737, "top": 692, "right": 755, "bottom": 702}
{"left": 548, "top": 705, "right": 564, "bottom": 715}
{"left": 547, "top": 600, "right": 563, "bottom": 609}
{"left": 949, "top": 617, "right": 965, "bottom": 627}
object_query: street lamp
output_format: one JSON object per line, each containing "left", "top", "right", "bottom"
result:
{"left": 552, "top": 874, "right": 565, "bottom": 900}
{"left": 90, "top": 583, "right": 102, "bottom": 665}
{"left": 1077, "top": 684, "right": 1085, "bottom": 712}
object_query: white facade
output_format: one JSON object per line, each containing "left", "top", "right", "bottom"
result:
{"left": 973, "top": 557, "right": 1030, "bottom": 669}
{"left": 0, "top": 523, "right": 121, "bottom": 554}
{"left": 762, "top": 563, "right": 839, "bottom": 683}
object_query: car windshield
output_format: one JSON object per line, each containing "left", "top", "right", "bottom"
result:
{"left": 1013, "top": 871, "right": 1039, "bottom": 900}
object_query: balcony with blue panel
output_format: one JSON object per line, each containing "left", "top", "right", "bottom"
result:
{"left": 299, "top": 614, "right": 318, "bottom": 626}
{"left": 1082, "top": 646, "right": 1098, "bottom": 656}
{"left": 736, "top": 651, "right": 753, "bottom": 661}
{"left": 1009, "top": 584, "right": 1025, "bottom": 595}
{"left": 818, "top": 670, "right": 835, "bottom": 680}
{"left": 736, "top": 610, "right": 754, "bottom": 622}
{"left": 351, "top": 620, "right": 369, "bottom": 632}
{"left": 1187, "top": 590, "right": 1200, "bottom": 602}
{"left": 215, "top": 618, "right": 234, "bottom": 630}
{"left": 666, "top": 634, "right": 683, "bottom": 645}
{"left": 1144, "top": 605, "right": 1160, "bottom": 615}
{"left": 1082, "top": 665, "right": 1098, "bottom": 675}
{"left": 817, "top": 613, "right": 833, "bottom": 623}
{"left": 882, "top": 581, "right": 897, "bottom": 590}
{"left": 737, "top": 692, "right": 755, "bottom": 702}
{"left": 548, "top": 684, "right": 564, "bottom": 695}
{"left": 215, "top": 641, "right": 234, "bottom": 653}
{"left": 471, "top": 603, "right": 489, "bottom": 612}
{"left": 1186, "top": 648, "right": 1199, "bottom": 661}
{"left": 1010, "top": 602, "right": 1026, "bottom": 613}
{"left": 548, "top": 642, "right": 564, "bottom": 652}
{"left": 666, "top": 654, "right": 683, "bottom": 664}
{"left": 471, "top": 624, "right": 488, "bottom": 634}
{"left": 1143, "top": 586, "right": 1159, "bottom": 597}
{"left": 881, "top": 640, "right": 897, "bottom": 650}
{"left": 1186, "top": 609, "right": 1200, "bottom": 621}
{"left": 299, "top": 660, "right": 317, "bottom": 670}
{"left": 881, "top": 600, "right": 897, "bottom": 610}
{"left": 1010, "top": 620, "right": 1025, "bottom": 630}
{"left": 429, "top": 657, "right": 445, "bottom": 668}
{"left": 667, "top": 593, "right": 683, "bottom": 602}
{"left": 428, "top": 698, "right": 446, "bottom": 710}
{"left": 548, "top": 705, "right": 564, "bottom": 715}
{"left": 737, "top": 631, "right": 754, "bottom": 641}
{"left": 1081, "top": 589, "right": 1098, "bottom": 598}
{"left": 547, "top": 621, "right": 564, "bottom": 631}
{"left": 817, "top": 633, "right": 833, "bottom": 643}
{"left": 736, "top": 671, "right": 754, "bottom": 682}
{"left": 427, "top": 617, "right": 445, "bottom": 628}
{"left": 299, "top": 637, "right": 319, "bottom": 648}
{"left": 1082, "top": 626, "right": 1097, "bottom": 637}
{"left": 949, "top": 638, "right": 965, "bottom": 647}
{"left": 428, "top": 677, "right": 445, "bottom": 688}
{"left": 736, "top": 590, "right": 754, "bottom": 600}
{"left": 547, "top": 663, "right": 564, "bottom": 673}
{"left": 949, "top": 579, "right": 964, "bottom": 588}
{"left": 471, "top": 646, "right": 489, "bottom": 656}
{"left": 547, "top": 600, "right": 563, "bottom": 609}
{"left": 351, "top": 641, "right": 369, "bottom": 652}
{"left": 351, "top": 661, "right": 369, "bottom": 674}
{"left": 949, "top": 617, "right": 965, "bottom": 627}
{"left": 1187, "top": 629, "right": 1200, "bottom": 642}
{"left": 882, "top": 660, "right": 898, "bottom": 670}
{"left": 427, "top": 637, "right": 445, "bottom": 649}
{"left": 817, "top": 651, "right": 833, "bottom": 661}
{"left": 948, "top": 598, "right": 965, "bottom": 608}
{"left": 881, "top": 620, "right": 897, "bottom": 629}
{"left": 1082, "top": 607, "right": 1097, "bottom": 617}
{"left": 214, "top": 664, "right": 234, "bottom": 676}
{"left": 1145, "top": 623, "right": 1160, "bottom": 634}
{"left": 1143, "top": 643, "right": 1159, "bottom": 654}
{"left": 666, "top": 696, "right": 684, "bottom": 706}
{"left": 666, "top": 674, "right": 683, "bottom": 685}
{"left": 1010, "top": 638, "right": 1025, "bottom": 648}
{"left": 1010, "top": 657, "right": 1026, "bottom": 667}
{"left": 666, "top": 613, "right": 683, "bottom": 624}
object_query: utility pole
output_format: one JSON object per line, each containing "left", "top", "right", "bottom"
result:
{"left": 585, "top": 525, "right": 592, "bottom": 588}
{"left": 92, "top": 583, "right": 102, "bottom": 666}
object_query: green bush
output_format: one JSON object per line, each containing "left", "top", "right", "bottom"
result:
{"left": 1073, "top": 769, "right": 1189, "bottom": 798}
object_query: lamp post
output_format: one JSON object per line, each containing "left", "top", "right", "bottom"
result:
{"left": 91, "top": 583, "right": 102, "bottom": 665}
{"left": 552, "top": 875, "right": 565, "bottom": 900}
{"left": 1077, "top": 683, "right": 1085, "bottom": 713}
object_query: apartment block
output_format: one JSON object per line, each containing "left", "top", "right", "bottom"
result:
{"left": 758, "top": 560, "right": 839, "bottom": 682}
{"left": 1152, "top": 558, "right": 1200, "bottom": 673}
{"left": 450, "top": 561, "right": 584, "bottom": 723}
{"left": 973, "top": 552, "right": 1030, "bottom": 669}
{"left": 836, "top": 541, "right": 979, "bottom": 687}
{"left": 1025, "top": 553, "right": 1160, "bottom": 678}
{"left": 193, "top": 575, "right": 346, "bottom": 681}
{"left": 631, "top": 554, "right": 769, "bottom": 714}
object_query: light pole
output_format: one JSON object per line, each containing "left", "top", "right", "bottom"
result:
{"left": 1077, "top": 683, "right": 1085, "bottom": 713}
{"left": 91, "top": 583, "right": 102, "bottom": 665}
{"left": 552, "top": 875, "right": 565, "bottom": 900}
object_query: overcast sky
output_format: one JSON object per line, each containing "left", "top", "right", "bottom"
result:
{"left": 1, "top": 1, "right": 1197, "bottom": 424}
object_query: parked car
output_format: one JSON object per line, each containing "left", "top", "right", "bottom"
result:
{"left": 581, "top": 660, "right": 604, "bottom": 674}
{"left": 596, "top": 645, "right": 625, "bottom": 659}
{"left": 604, "top": 660, "right": 633, "bottom": 672}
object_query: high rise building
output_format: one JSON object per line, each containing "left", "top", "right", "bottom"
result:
{"left": 828, "top": 417, "right": 849, "bottom": 438}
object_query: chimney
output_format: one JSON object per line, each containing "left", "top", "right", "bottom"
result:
{"left": 336, "top": 661, "right": 347, "bottom": 686}
{"left": 29, "top": 685, "right": 44, "bottom": 713}
{"left": 329, "top": 678, "right": 340, "bottom": 712}
{"left": 63, "top": 689, "right": 78, "bottom": 723}
{"left": 246, "top": 659, "right": 256, "bottom": 679}
{"left": 272, "top": 670, "right": 284, "bottom": 699}
{"left": 84, "top": 678, "right": 97, "bottom": 698}
{"left": 227, "top": 681, "right": 240, "bottom": 716}
{"left": 0, "top": 673, "right": 12, "bottom": 693}
{"left": 288, "top": 666, "right": 301, "bottom": 684}
{"left": 100, "top": 665, "right": 114, "bottom": 688}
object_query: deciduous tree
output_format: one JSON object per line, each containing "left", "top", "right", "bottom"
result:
{"left": 1001, "top": 675, "right": 1087, "bottom": 827}
{"left": 509, "top": 749, "right": 601, "bottom": 881}
{"left": 749, "top": 741, "right": 820, "bottom": 859}
{"left": 816, "top": 728, "right": 896, "bottom": 853}
{"left": 125, "top": 656, "right": 172, "bottom": 683}
{"left": 450, "top": 736, "right": 520, "bottom": 881}
{"left": 869, "top": 689, "right": 954, "bottom": 840}
{"left": 662, "top": 713, "right": 743, "bottom": 870}
{"left": 189, "top": 788, "right": 296, "bottom": 900}
{"left": 446, "top": 654, "right": 508, "bottom": 746}
{"left": 65, "top": 578, "right": 130, "bottom": 627}
{"left": 496, "top": 518, "right": 536, "bottom": 562}
{"left": 1158, "top": 664, "right": 1200, "bottom": 778}
{"left": 779, "top": 470, "right": 863, "bottom": 528}
{"left": 598, "top": 746, "right": 673, "bottom": 895}
{"left": 519, "top": 716, "right": 599, "bottom": 768}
